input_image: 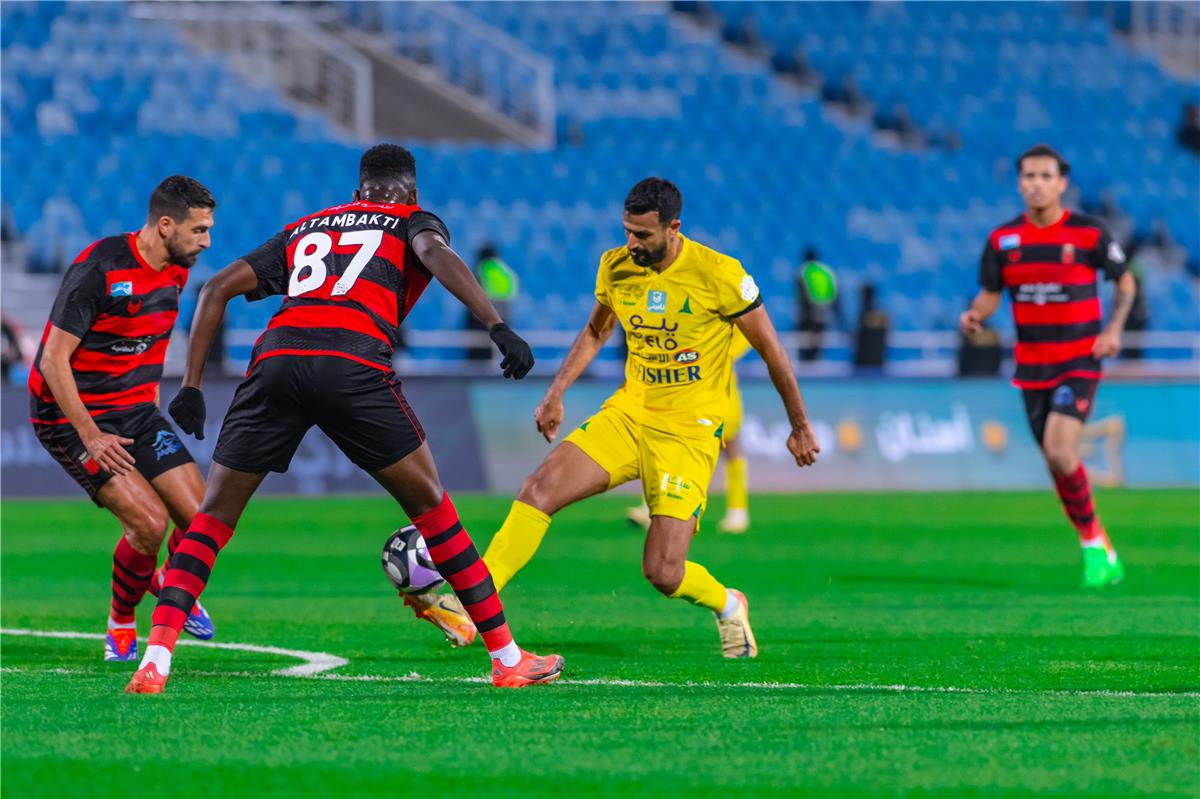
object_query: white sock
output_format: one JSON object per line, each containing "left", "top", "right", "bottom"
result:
{"left": 107, "top": 616, "right": 136, "bottom": 630}
{"left": 138, "top": 644, "right": 173, "bottom": 676}
{"left": 489, "top": 641, "right": 521, "bottom": 667}
{"left": 718, "top": 590, "right": 740, "bottom": 620}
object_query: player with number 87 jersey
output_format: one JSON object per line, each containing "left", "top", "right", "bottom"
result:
{"left": 128, "top": 144, "right": 563, "bottom": 694}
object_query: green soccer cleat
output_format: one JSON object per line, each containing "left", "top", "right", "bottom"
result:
{"left": 1081, "top": 546, "right": 1125, "bottom": 589}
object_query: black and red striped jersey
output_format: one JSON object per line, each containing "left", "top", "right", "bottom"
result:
{"left": 241, "top": 200, "right": 447, "bottom": 373}
{"left": 979, "top": 211, "right": 1127, "bottom": 389}
{"left": 28, "top": 234, "right": 188, "bottom": 424}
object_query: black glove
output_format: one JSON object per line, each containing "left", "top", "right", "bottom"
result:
{"left": 489, "top": 322, "right": 535, "bottom": 379}
{"left": 169, "top": 386, "right": 206, "bottom": 439}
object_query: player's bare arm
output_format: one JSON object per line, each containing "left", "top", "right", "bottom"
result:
{"left": 410, "top": 229, "right": 533, "bottom": 379}
{"left": 960, "top": 289, "right": 1002, "bottom": 335}
{"left": 1093, "top": 271, "right": 1137, "bottom": 358}
{"left": 170, "top": 259, "right": 260, "bottom": 438}
{"left": 38, "top": 325, "right": 136, "bottom": 475}
{"left": 734, "top": 305, "right": 819, "bottom": 467}
{"left": 536, "top": 301, "right": 617, "bottom": 442}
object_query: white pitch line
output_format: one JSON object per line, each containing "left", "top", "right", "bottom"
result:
{"left": 0, "top": 628, "right": 347, "bottom": 677}
{"left": 3, "top": 629, "right": 1197, "bottom": 698}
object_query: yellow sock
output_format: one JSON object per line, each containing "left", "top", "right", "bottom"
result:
{"left": 482, "top": 500, "right": 551, "bottom": 593}
{"left": 669, "top": 561, "right": 728, "bottom": 613}
{"left": 725, "top": 456, "right": 749, "bottom": 512}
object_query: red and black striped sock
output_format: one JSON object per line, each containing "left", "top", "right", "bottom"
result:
{"left": 149, "top": 513, "right": 234, "bottom": 649}
{"left": 412, "top": 493, "right": 515, "bottom": 654}
{"left": 110, "top": 536, "right": 156, "bottom": 625}
{"left": 1053, "top": 464, "right": 1108, "bottom": 549}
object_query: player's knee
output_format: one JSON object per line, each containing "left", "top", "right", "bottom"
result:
{"left": 515, "top": 471, "right": 555, "bottom": 515}
{"left": 1043, "top": 444, "right": 1077, "bottom": 475}
{"left": 642, "top": 558, "right": 684, "bottom": 596}
{"left": 125, "top": 506, "right": 169, "bottom": 553}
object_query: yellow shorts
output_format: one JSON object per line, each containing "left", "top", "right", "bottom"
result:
{"left": 722, "top": 374, "right": 742, "bottom": 443}
{"left": 565, "top": 406, "right": 721, "bottom": 521}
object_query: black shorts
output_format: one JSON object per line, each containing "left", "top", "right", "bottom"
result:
{"left": 32, "top": 402, "right": 195, "bottom": 506}
{"left": 1022, "top": 376, "right": 1100, "bottom": 445}
{"left": 212, "top": 355, "right": 425, "bottom": 474}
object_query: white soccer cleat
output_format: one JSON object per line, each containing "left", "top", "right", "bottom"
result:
{"left": 625, "top": 503, "right": 651, "bottom": 529}
{"left": 718, "top": 508, "right": 750, "bottom": 534}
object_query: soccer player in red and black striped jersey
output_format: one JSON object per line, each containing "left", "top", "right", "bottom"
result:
{"left": 29, "top": 176, "right": 219, "bottom": 662}
{"left": 961, "top": 144, "right": 1137, "bottom": 589}
{"left": 128, "top": 144, "right": 564, "bottom": 693}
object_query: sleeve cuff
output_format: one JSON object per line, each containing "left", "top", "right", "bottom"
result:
{"left": 727, "top": 295, "right": 763, "bottom": 319}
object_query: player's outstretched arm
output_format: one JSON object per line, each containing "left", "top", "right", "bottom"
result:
{"left": 410, "top": 230, "right": 533, "bottom": 378}
{"left": 536, "top": 302, "right": 617, "bottom": 442}
{"left": 40, "top": 326, "right": 136, "bottom": 475}
{"left": 171, "top": 260, "right": 260, "bottom": 438}
{"left": 960, "top": 290, "right": 1002, "bottom": 335}
{"left": 734, "top": 305, "right": 819, "bottom": 467}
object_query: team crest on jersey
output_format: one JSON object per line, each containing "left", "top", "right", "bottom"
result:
{"left": 1062, "top": 243, "right": 1075, "bottom": 264}
{"left": 998, "top": 234, "right": 1021, "bottom": 251}
{"left": 110, "top": 281, "right": 133, "bottom": 297}
{"left": 646, "top": 290, "right": 667, "bottom": 314}
{"left": 153, "top": 430, "right": 182, "bottom": 460}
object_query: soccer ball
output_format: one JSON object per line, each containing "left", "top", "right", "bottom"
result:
{"left": 381, "top": 525, "right": 445, "bottom": 595}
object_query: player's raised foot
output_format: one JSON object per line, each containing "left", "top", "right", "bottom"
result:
{"left": 403, "top": 591, "right": 477, "bottom": 647}
{"left": 151, "top": 566, "right": 215, "bottom": 640}
{"left": 104, "top": 628, "right": 138, "bottom": 662}
{"left": 1081, "top": 546, "right": 1125, "bottom": 589}
{"left": 718, "top": 508, "right": 750, "bottom": 535}
{"left": 625, "top": 503, "right": 651, "bottom": 529}
{"left": 125, "top": 662, "right": 168, "bottom": 694}
{"left": 491, "top": 649, "right": 565, "bottom": 688}
{"left": 716, "top": 588, "right": 758, "bottom": 659}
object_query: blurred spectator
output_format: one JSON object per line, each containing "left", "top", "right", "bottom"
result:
{"left": 1, "top": 317, "right": 24, "bottom": 384}
{"left": 467, "top": 244, "right": 520, "bottom": 361}
{"left": 795, "top": 247, "right": 842, "bottom": 362}
{"left": 1178, "top": 103, "right": 1200, "bottom": 154}
{"left": 853, "top": 283, "right": 889, "bottom": 370}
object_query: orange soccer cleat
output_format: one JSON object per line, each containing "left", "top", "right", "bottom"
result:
{"left": 403, "top": 591, "right": 478, "bottom": 648}
{"left": 491, "top": 649, "right": 565, "bottom": 688}
{"left": 125, "top": 662, "right": 169, "bottom": 694}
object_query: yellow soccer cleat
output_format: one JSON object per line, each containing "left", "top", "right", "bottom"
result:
{"left": 403, "top": 591, "right": 477, "bottom": 648}
{"left": 716, "top": 588, "right": 758, "bottom": 659}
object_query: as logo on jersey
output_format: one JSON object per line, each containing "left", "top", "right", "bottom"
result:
{"left": 998, "top": 234, "right": 1021, "bottom": 251}
{"left": 646, "top": 290, "right": 667, "bottom": 314}
{"left": 110, "top": 281, "right": 133, "bottom": 297}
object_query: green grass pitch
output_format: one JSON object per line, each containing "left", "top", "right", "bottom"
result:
{"left": 2, "top": 490, "right": 1198, "bottom": 798}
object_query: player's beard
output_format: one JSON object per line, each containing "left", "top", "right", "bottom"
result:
{"left": 167, "top": 236, "right": 200, "bottom": 268}
{"left": 630, "top": 242, "right": 667, "bottom": 267}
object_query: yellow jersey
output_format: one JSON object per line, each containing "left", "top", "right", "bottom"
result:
{"left": 595, "top": 234, "right": 761, "bottom": 439}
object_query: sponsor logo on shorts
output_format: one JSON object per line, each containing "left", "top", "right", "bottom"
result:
{"left": 153, "top": 430, "right": 182, "bottom": 460}
{"left": 77, "top": 451, "right": 101, "bottom": 476}
{"left": 1052, "top": 384, "right": 1075, "bottom": 408}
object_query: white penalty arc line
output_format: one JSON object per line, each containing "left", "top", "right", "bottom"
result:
{"left": 3, "top": 629, "right": 1197, "bottom": 698}
{"left": 0, "top": 628, "right": 347, "bottom": 677}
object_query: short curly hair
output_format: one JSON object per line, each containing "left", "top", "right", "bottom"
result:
{"left": 360, "top": 143, "right": 417, "bottom": 186}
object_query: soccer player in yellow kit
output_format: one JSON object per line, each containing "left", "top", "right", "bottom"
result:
{"left": 482, "top": 178, "right": 819, "bottom": 658}
{"left": 628, "top": 327, "right": 753, "bottom": 533}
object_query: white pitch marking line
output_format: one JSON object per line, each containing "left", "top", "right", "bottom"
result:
{"left": 0, "top": 628, "right": 347, "bottom": 677}
{"left": 3, "top": 629, "right": 1197, "bottom": 698}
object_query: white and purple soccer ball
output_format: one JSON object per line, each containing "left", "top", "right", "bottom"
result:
{"left": 381, "top": 525, "right": 445, "bottom": 595}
